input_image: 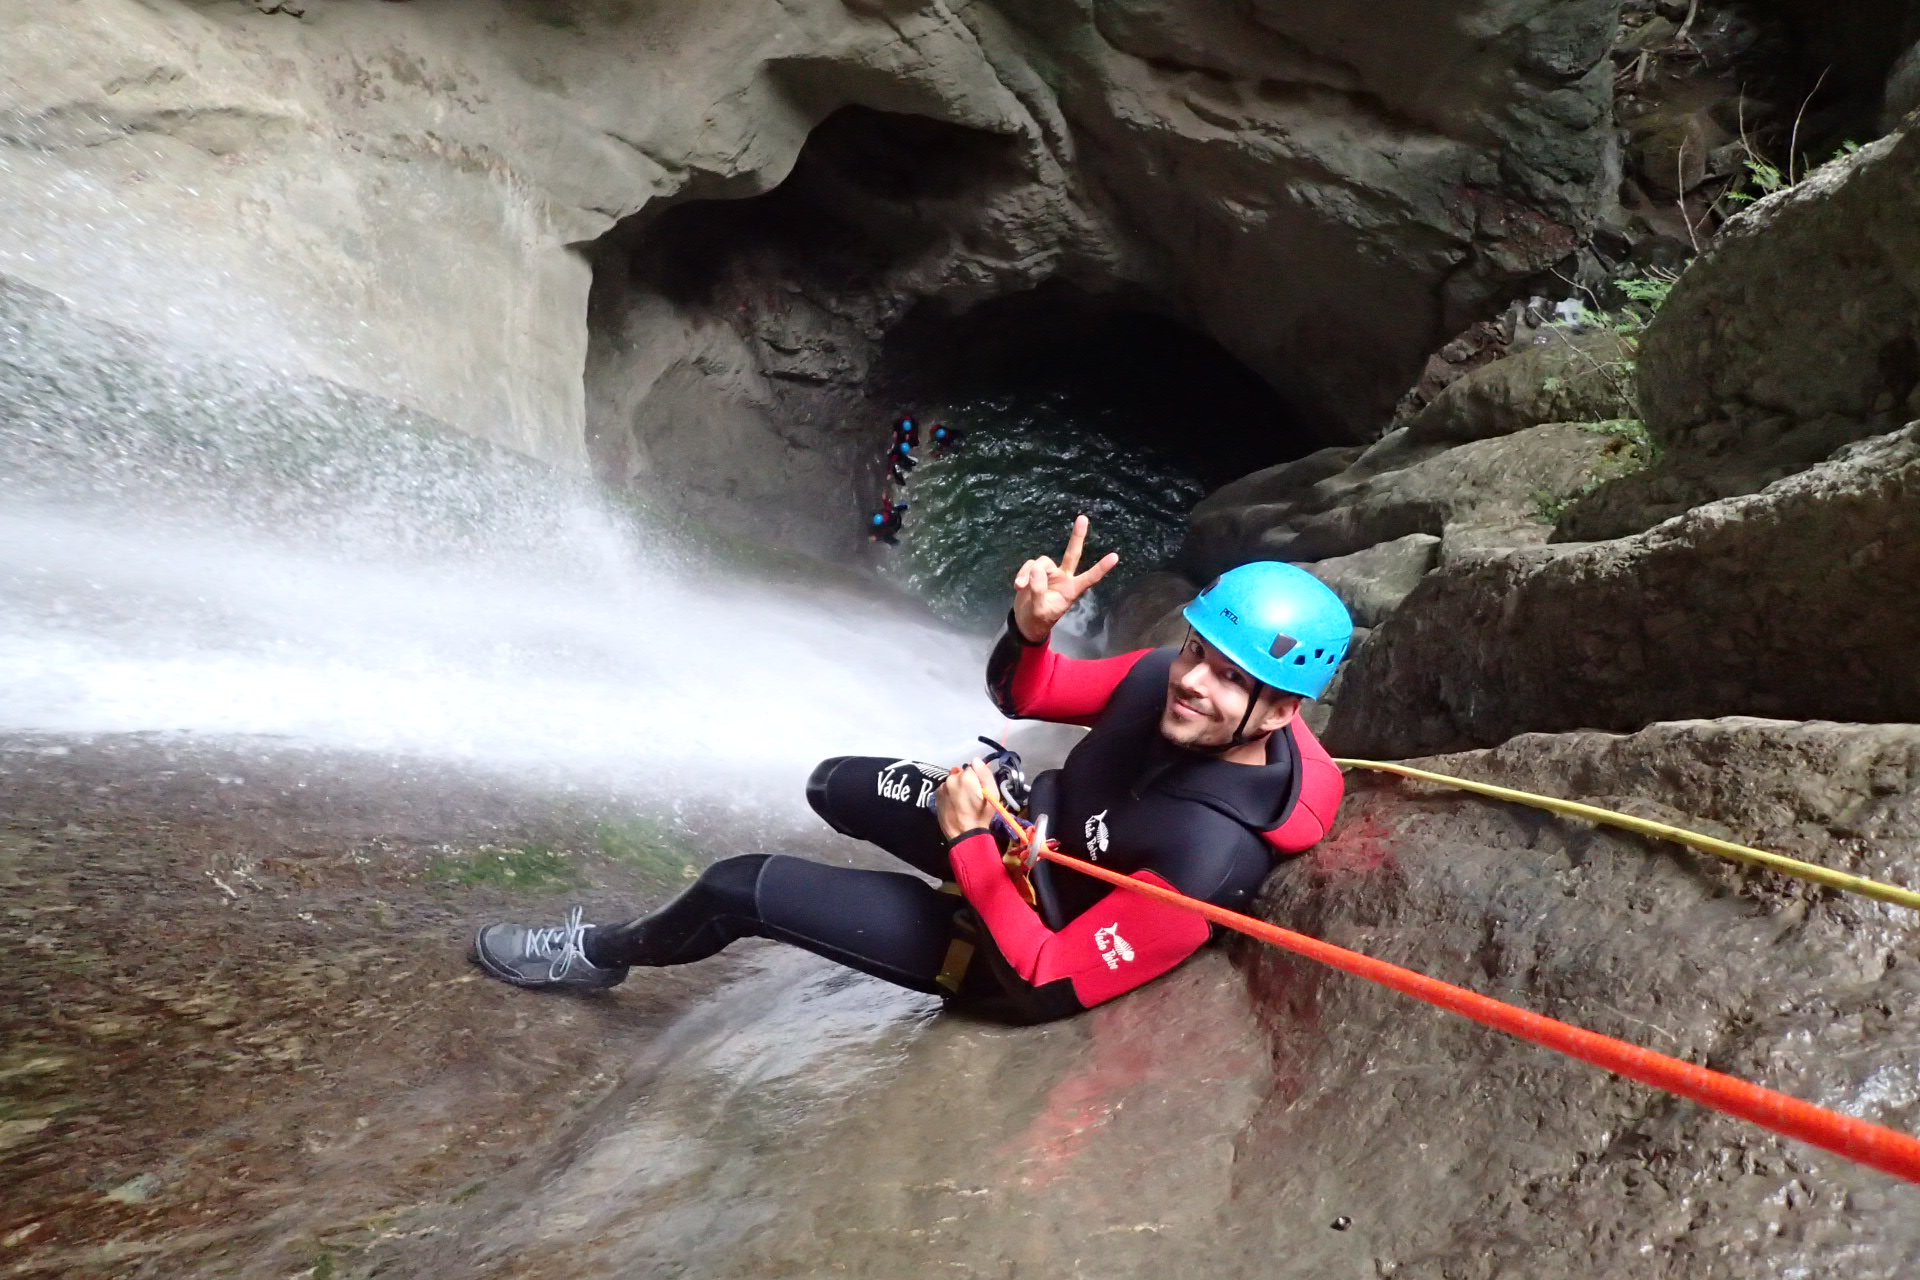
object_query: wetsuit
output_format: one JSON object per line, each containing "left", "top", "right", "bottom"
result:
{"left": 585, "top": 619, "right": 1343, "bottom": 1023}
{"left": 868, "top": 501, "right": 906, "bottom": 545}
{"left": 887, "top": 445, "right": 917, "bottom": 485}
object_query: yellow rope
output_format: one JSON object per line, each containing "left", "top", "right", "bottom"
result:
{"left": 1335, "top": 757, "right": 1920, "bottom": 915}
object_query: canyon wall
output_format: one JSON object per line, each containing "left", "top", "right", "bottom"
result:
{"left": 2, "top": 0, "right": 1623, "bottom": 546}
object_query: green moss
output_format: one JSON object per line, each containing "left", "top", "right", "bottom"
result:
{"left": 427, "top": 844, "right": 579, "bottom": 892}
{"left": 594, "top": 817, "right": 703, "bottom": 884}
{"left": 1583, "top": 417, "right": 1659, "bottom": 467}
{"left": 1531, "top": 488, "right": 1577, "bottom": 525}
{"left": 1532, "top": 418, "right": 1660, "bottom": 526}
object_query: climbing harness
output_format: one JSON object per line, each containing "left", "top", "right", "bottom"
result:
{"left": 932, "top": 881, "right": 978, "bottom": 996}
{"left": 964, "top": 776, "right": 1920, "bottom": 1185}
{"left": 1336, "top": 758, "right": 1920, "bottom": 914}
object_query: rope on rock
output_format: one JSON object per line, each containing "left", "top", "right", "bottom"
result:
{"left": 968, "top": 780, "right": 1920, "bottom": 1185}
{"left": 1334, "top": 757, "right": 1920, "bottom": 914}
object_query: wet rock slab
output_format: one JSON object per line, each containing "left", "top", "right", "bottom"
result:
{"left": 10, "top": 719, "right": 1920, "bottom": 1279}
{"left": 379, "top": 951, "right": 1271, "bottom": 1280}
{"left": 362, "top": 719, "right": 1920, "bottom": 1280}
{"left": 1237, "top": 717, "right": 1920, "bottom": 1279}
{"left": 0, "top": 734, "right": 756, "bottom": 1279}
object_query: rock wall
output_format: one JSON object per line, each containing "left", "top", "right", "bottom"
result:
{"left": 1240, "top": 717, "right": 1920, "bottom": 1278}
{"left": 1326, "top": 423, "right": 1920, "bottom": 759}
{"left": 1306, "top": 118, "right": 1920, "bottom": 760}
{"left": 2, "top": 0, "right": 1624, "bottom": 546}
{"left": 1113, "top": 105, "right": 1920, "bottom": 764}
{"left": 1560, "top": 128, "right": 1920, "bottom": 540}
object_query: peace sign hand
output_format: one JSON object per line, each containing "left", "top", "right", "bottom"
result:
{"left": 1011, "top": 514, "right": 1120, "bottom": 643}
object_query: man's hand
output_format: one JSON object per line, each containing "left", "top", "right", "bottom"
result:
{"left": 937, "top": 759, "right": 1000, "bottom": 841}
{"left": 1011, "top": 514, "right": 1120, "bottom": 643}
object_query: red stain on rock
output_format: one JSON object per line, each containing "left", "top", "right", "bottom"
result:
{"left": 1446, "top": 185, "right": 1578, "bottom": 272}
{"left": 1312, "top": 814, "right": 1398, "bottom": 875}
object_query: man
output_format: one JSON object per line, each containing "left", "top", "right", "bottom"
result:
{"left": 930, "top": 423, "right": 964, "bottom": 456}
{"left": 867, "top": 495, "right": 907, "bottom": 546}
{"left": 887, "top": 439, "right": 917, "bottom": 485}
{"left": 472, "top": 517, "right": 1350, "bottom": 1023}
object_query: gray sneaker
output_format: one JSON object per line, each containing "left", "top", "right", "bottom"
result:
{"left": 472, "top": 906, "right": 628, "bottom": 990}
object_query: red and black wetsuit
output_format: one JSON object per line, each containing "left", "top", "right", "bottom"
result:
{"left": 585, "top": 619, "right": 1343, "bottom": 1023}
{"left": 869, "top": 501, "right": 906, "bottom": 545}
{"left": 954, "top": 618, "right": 1344, "bottom": 1018}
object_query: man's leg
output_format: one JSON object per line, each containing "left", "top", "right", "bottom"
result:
{"left": 475, "top": 853, "right": 966, "bottom": 996}
{"left": 806, "top": 755, "right": 955, "bottom": 879}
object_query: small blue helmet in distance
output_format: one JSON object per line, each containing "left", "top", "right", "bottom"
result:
{"left": 872, "top": 513, "right": 885, "bottom": 526}
{"left": 1180, "top": 562, "right": 1353, "bottom": 699}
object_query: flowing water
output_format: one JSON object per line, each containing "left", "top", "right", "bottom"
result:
{"left": 0, "top": 277, "right": 996, "bottom": 817}
{"left": 889, "top": 392, "right": 1205, "bottom": 633}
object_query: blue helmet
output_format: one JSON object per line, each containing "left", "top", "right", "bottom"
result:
{"left": 871, "top": 513, "right": 885, "bottom": 526}
{"left": 1180, "top": 562, "right": 1352, "bottom": 699}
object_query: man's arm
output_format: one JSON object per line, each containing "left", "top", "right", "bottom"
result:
{"left": 945, "top": 827, "right": 1210, "bottom": 1010}
{"left": 935, "top": 760, "right": 1215, "bottom": 1013}
{"left": 985, "top": 617, "right": 1151, "bottom": 725}
{"left": 984, "top": 514, "right": 1129, "bottom": 724}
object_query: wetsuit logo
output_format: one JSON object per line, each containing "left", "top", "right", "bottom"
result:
{"left": 878, "top": 759, "right": 945, "bottom": 807}
{"left": 1084, "top": 809, "right": 1110, "bottom": 859}
{"left": 1094, "top": 924, "right": 1135, "bottom": 969}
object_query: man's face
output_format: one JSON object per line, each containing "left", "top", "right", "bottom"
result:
{"left": 1160, "top": 631, "right": 1297, "bottom": 751}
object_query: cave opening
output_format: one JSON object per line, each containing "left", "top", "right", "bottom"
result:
{"left": 877, "top": 281, "right": 1313, "bottom": 492}
{"left": 872, "top": 282, "right": 1317, "bottom": 628}
{"left": 582, "top": 103, "right": 1319, "bottom": 597}
{"left": 1741, "top": 0, "right": 1920, "bottom": 147}
{"left": 599, "top": 105, "right": 1034, "bottom": 314}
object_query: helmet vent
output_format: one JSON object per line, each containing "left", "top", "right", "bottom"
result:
{"left": 1268, "top": 633, "right": 1298, "bottom": 658}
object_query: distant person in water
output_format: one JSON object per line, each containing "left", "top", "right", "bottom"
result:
{"left": 887, "top": 440, "right": 917, "bottom": 486}
{"left": 891, "top": 415, "right": 921, "bottom": 448}
{"left": 472, "top": 516, "right": 1352, "bottom": 1024}
{"left": 867, "top": 496, "right": 907, "bottom": 546}
{"left": 930, "top": 423, "right": 963, "bottom": 457}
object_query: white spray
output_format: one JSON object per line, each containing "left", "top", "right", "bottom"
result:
{"left": 0, "top": 149, "right": 997, "bottom": 816}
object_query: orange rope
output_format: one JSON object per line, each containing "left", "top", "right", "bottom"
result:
{"left": 968, "top": 782, "right": 1920, "bottom": 1184}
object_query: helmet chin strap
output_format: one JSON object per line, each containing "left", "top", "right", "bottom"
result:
{"left": 1226, "top": 681, "right": 1267, "bottom": 748}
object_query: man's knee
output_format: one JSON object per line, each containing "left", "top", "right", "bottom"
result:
{"left": 690, "top": 853, "right": 766, "bottom": 915}
{"left": 806, "top": 756, "right": 859, "bottom": 835}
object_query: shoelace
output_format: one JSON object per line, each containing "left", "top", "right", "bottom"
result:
{"left": 524, "top": 905, "right": 594, "bottom": 982}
